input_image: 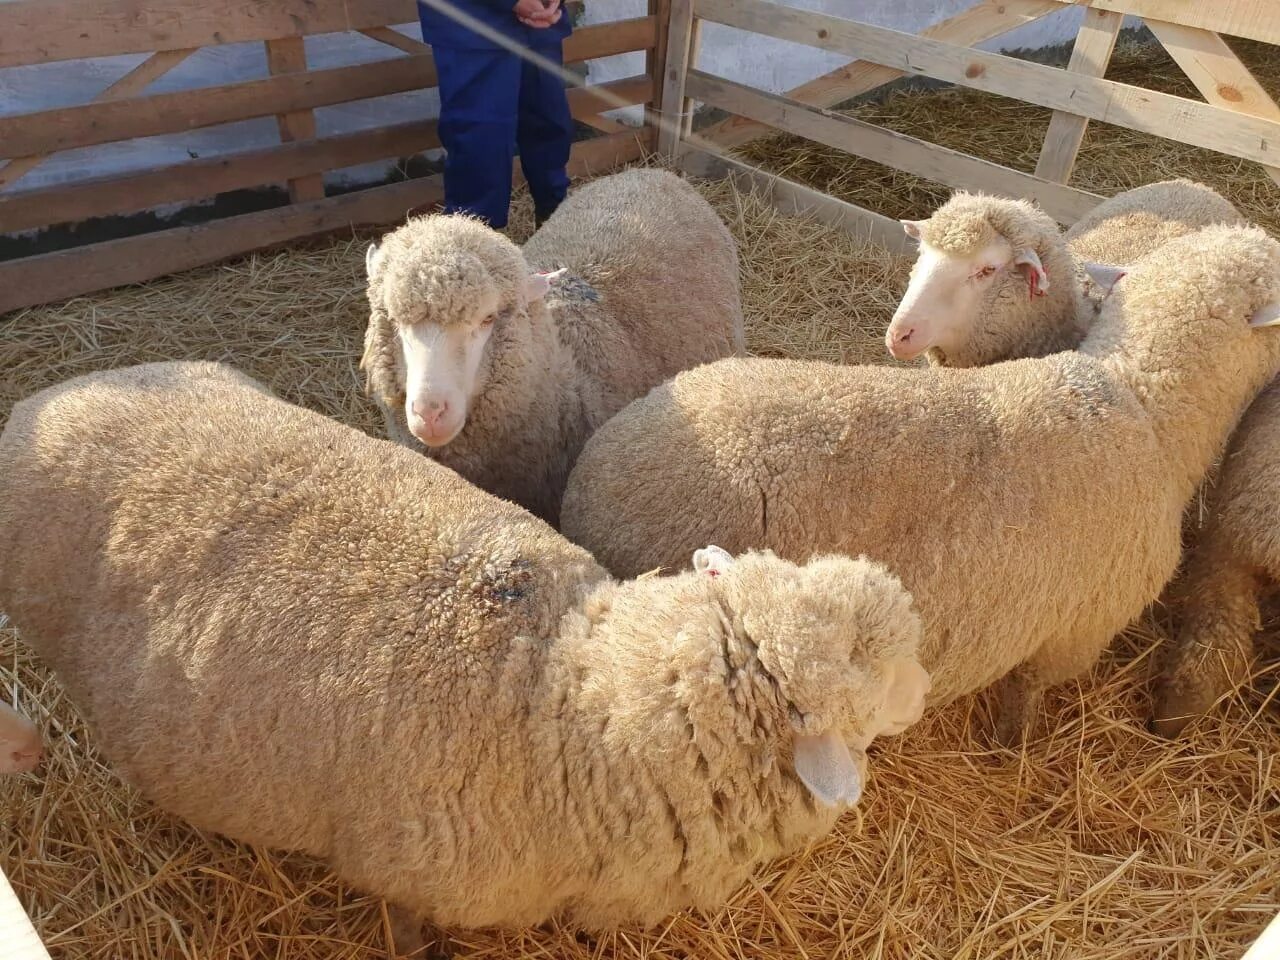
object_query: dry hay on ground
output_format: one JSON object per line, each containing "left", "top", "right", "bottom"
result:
{"left": 2, "top": 90, "right": 1279, "bottom": 960}
{"left": 738, "top": 38, "right": 1280, "bottom": 237}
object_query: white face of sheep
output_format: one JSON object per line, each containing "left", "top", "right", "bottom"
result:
{"left": 368, "top": 244, "right": 555, "bottom": 448}
{"left": 885, "top": 220, "right": 1048, "bottom": 362}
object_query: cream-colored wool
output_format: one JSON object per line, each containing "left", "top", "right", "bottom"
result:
{"left": 908, "top": 181, "right": 1242, "bottom": 368}
{"left": 906, "top": 182, "right": 1273, "bottom": 738}
{"left": 562, "top": 226, "right": 1280, "bottom": 743}
{"left": 0, "top": 361, "right": 925, "bottom": 941}
{"left": 1151, "top": 379, "right": 1280, "bottom": 736}
{"left": 361, "top": 168, "right": 744, "bottom": 523}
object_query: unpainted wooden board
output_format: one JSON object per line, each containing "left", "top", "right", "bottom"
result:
{"left": 686, "top": 70, "right": 1102, "bottom": 223}
{"left": 0, "top": 48, "right": 195, "bottom": 188}
{"left": 681, "top": 146, "right": 916, "bottom": 254}
{"left": 0, "top": 128, "right": 652, "bottom": 315}
{"left": 1052, "top": 0, "right": 1280, "bottom": 47}
{"left": 266, "top": 37, "right": 326, "bottom": 203}
{"left": 700, "top": 0, "right": 1062, "bottom": 150}
{"left": 1034, "top": 6, "right": 1123, "bottom": 184}
{"left": 0, "top": 77, "right": 651, "bottom": 234}
{"left": 694, "top": 0, "right": 1280, "bottom": 169}
{"left": 1146, "top": 18, "right": 1280, "bottom": 187}
{"left": 657, "top": 0, "right": 697, "bottom": 156}
{"left": 0, "top": 18, "right": 654, "bottom": 163}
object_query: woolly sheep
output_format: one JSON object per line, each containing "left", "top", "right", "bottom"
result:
{"left": 1150, "top": 379, "right": 1280, "bottom": 736}
{"left": 360, "top": 168, "right": 745, "bottom": 524}
{"left": 884, "top": 180, "right": 1242, "bottom": 366}
{"left": 561, "top": 225, "right": 1280, "bottom": 745}
{"left": 880, "top": 182, "right": 1274, "bottom": 737}
{"left": 0, "top": 361, "right": 927, "bottom": 954}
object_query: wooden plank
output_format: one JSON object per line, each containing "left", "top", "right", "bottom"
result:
{"left": 0, "top": 867, "right": 50, "bottom": 960}
{"left": 657, "top": 0, "right": 696, "bottom": 156}
{"left": 0, "top": 19, "right": 653, "bottom": 163}
{"left": 694, "top": 0, "right": 1280, "bottom": 170}
{"left": 359, "top": 26, "right": 432, "bottom": 56}
{"left": 0, "top": 0, "right": 418, "bottom": 69}
{"left": 701, "top": 0, "right": 1062, "bottom": 150}
{"left": 685, "top": 70, "right": 1102, "bottom": 224}
{"left": 0, "top": 129, "right": 650, "bottom": 315}
{"left": 1052, "top": 0, "right": 1280, "bottom": 47}
{"left": 265, "top": 37, "right": 325, "bottom": 203}
{"left": 648, "top": 0, "right": 673, "bottom": 117}
{"left": 1146, "top": 18, "right": 1280, "bottom": 187}
{"left": 0, "top": 48, "right": 195, "bottom": 189}
{"left": 0, "top": 77, "right": 651, "bottom": 234}
{"left": 681, "top": 147, "right": 915, "bottom": 254}
{"left": 1034, "top": 6, "right": 1123, "bottom": 183}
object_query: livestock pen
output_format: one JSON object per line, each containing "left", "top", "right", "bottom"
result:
{"left": 1, "top": 0, "right": 1278, "bottom": 957}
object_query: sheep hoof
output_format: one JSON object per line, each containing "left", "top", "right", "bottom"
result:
{"left": 387, "top": 904, "right": 426, "bottom": 958}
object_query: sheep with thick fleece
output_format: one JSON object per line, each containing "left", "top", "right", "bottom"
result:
{"left": 880, "top": 182, "right": 1272, "bottom": 737}
{"left": 0, "top": 361, "right": 927, "bottom": 952}
{"left": 361, "top": 168, "right": 744, "bottom": 524}
{"left": 885, "top": 181, "right": 1242, "bottom": 366}
{"left": 1150, "top": 380, "right": 1280, "bottom": 736}
{"left": 562, "top": 225, "right": 1280, "bottom": 744}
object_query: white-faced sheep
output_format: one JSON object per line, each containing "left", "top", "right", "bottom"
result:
{"left": 561, "top": 225, "right": 1280, "bottom": 745}
{"left": 360, "top": 168, "right": 745, "bottom": 524}
{"left": 880, "top": 182, "right": 1275, "bottom": 738}
{"left": 884, "top": 180, "right": 1242, "bottom": 366}
{"left": 0, "top": 361, "right": 927, "bottom": 955}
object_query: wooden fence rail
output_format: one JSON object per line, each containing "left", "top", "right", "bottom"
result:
{"left": 0, "top": 3, "right": 660, "bottom": 313}
{"left": 667, "top": 0, "right": 1280, "bottom": 248}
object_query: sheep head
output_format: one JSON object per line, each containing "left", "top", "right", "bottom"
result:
{"left": 362, "top": 214, "right": 553, "bottom": 448}
{"left": 886, "top": 193, "right": 1069, "bottom": 366}
{"left": 680, "top": 548, "right": 927, "bottom": 809}
{"left": 0, "top": 702, "right": 41, "bottom": 775}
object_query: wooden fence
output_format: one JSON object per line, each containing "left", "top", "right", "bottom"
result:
{"left": 0, "top": 0, "right": 662, "bottom": 313}
{"left": 660, "top": 0, "right": 1280, "bottom": 254}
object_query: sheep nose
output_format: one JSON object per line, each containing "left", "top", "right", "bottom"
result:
{"left": 891, "top": 325, "right": 914, "bottom": 346}
{"left": 411, "top": 397, "right": 449, "bottom": 427}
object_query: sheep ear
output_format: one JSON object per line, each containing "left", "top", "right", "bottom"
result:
{"left": 1013, "top": 248, "right": 1049, "bottom": 296}
{"left": 365, "top": 242, "right": 383, "bottom": 276}
{"left": 1249, "top": 301, "right": 1280, "bottom": 328}
{"left": 1083, "top": 262, "right": 1126, "bottom": 295}
{"left": 692, "top": 545, "right": 734, "bottom": 578}
{"left": 900, "top": 219, "right": 924, "bottom": 240}
{"left": 793, "top": 729, "right": 862, "bottom": 808}
{"left": 523, "top": 268, "right": 565, "bottom": 304}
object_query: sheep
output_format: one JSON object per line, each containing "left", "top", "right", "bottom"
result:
{"left": 0, "top": 360, "right": 928, "bottom": 954}
{"left": 360, "top": 168, "right": 745, "bottom": 524}
{"left": 0, "top": 700, "right": 41, "bottom": 774}
{"left": 561, "top": 225, "right": 1280, "bottom": 746}
{"left": 884, "top": 180, "right": 1242, "bottom": 366}
{"left": 878, "top": 182, "right": 1275, "bottom": 738}
{"left": 1150, "top": 379, "right": 1280, "bottom": 737}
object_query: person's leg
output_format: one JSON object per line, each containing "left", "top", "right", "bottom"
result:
{"left": 432, "top": 45, "right": 522, "bottom": 228}
{"left": 516, "top": 42, "right": 574, "bottom": 227}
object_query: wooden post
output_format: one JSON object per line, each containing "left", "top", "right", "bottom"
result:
{"left": 647, "top": 0, "right": 672, "bottom": 130}
{"left": 656, "top": 0, "right": 696, "bottom": 158}
{"left": 265, "top": 37, "right": 326, "bottom": 203}
{"left": 1033, "top": 6, "right": 1122, "bottom": 183}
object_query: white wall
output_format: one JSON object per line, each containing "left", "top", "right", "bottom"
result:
{"left": 0, "top": 1, "right": 1126, "bottom": 202}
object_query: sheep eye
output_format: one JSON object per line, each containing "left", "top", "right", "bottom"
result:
{"left": 479, "top": 314, "right": 497, "bottom": 328}
{"left": 974, "top": 266, "right": 997, "bottom": 280}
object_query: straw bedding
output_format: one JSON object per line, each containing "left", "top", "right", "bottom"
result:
{"left": 2, "top": 42, "right": 1279, "bottom": 960}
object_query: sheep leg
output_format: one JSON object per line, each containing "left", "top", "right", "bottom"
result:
{"left": 991, "top": 664, "right": 1046, "bottom": 748}
{"left": 1151, "top": 557, "right": 1261, "bottom": 739}
{"left": 387, "top": 903, "right": 427, "bottom": 958}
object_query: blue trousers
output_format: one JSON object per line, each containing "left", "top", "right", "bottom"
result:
{"left": 430, "top": 43, "right": 574, "bottom": 228}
